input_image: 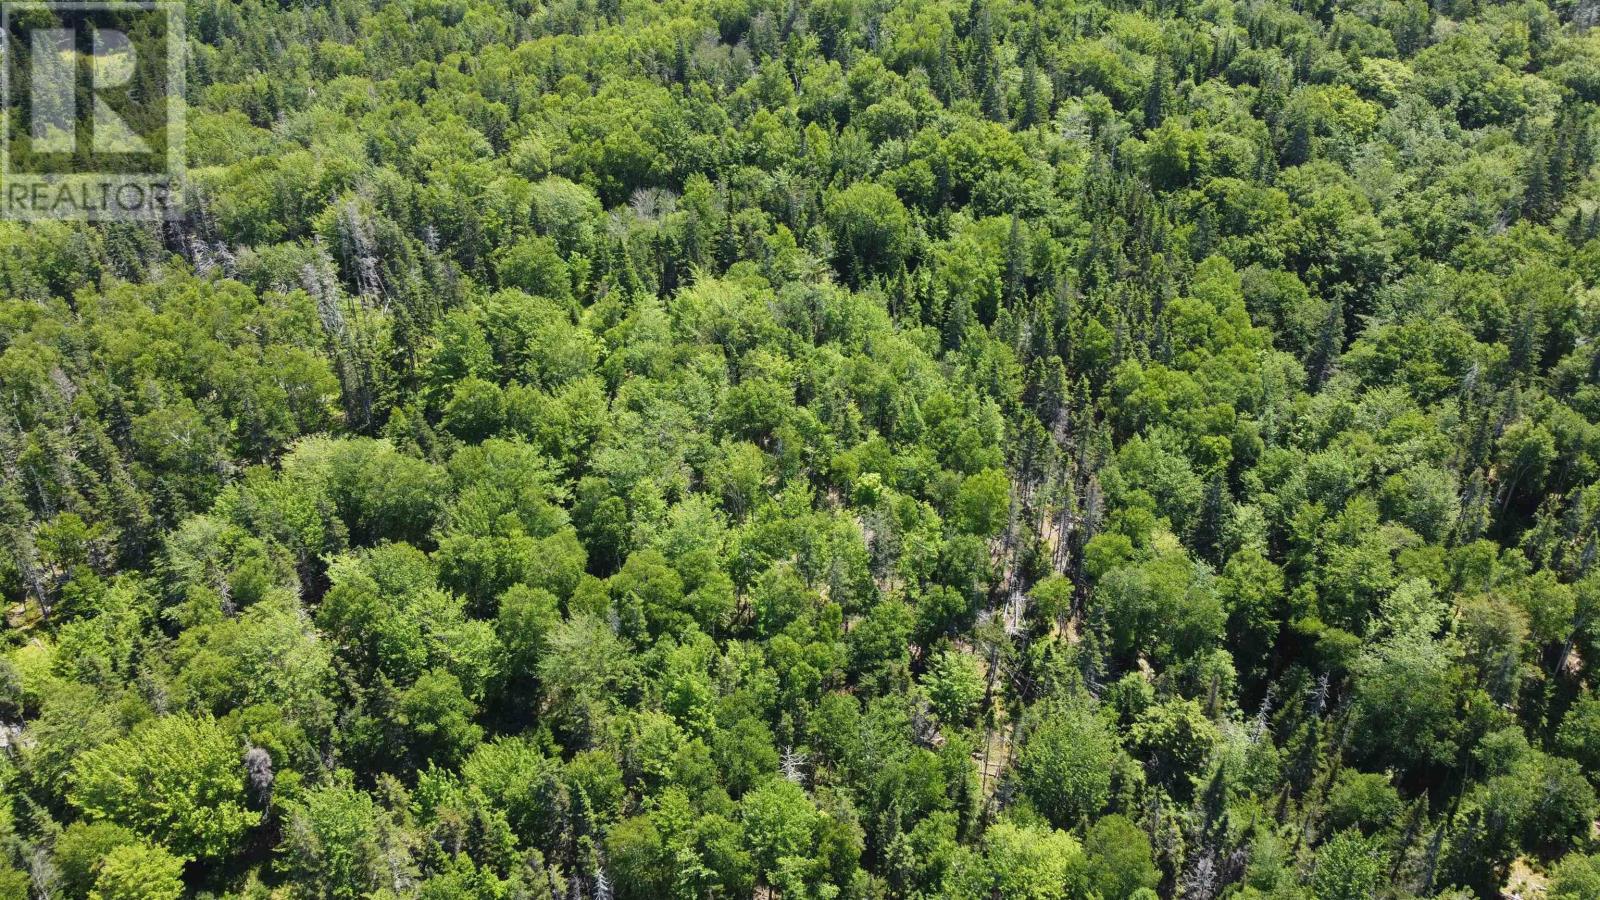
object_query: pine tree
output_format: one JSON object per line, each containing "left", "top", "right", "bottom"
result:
{"left": 1308, "top": 297, "right": 1343, "bottom": 389}
{"left": 1190, "top": 206, "right": 1216, "bottom": 262}
{"left": 1282, "top": 104, "right": 1313, "bottom": 166}
{"left": 1145, "top": 55, "right": 1170, "bottom": 130}
{"left": 932, "top": 31, "right": 959, "bottom": 105}
{"left": 982, "top": 56, "right": 1006, "bottom": 123}
{"left": 1524, "top": 147, "right": 1553, "bottom": 222}
{"left": 1509, "top": 302, "right": 1542, "bottom": 375}
{"left": 1197, "top": 471, "right": 1232, "bottom": 565}
{"left": 1020, "top": 54, "right": 1042, "bottom": 128}
{"left": 967, "top": 2, "right": 1005, "bottom": 122}
{"left": 1566, "top": 205, "right": 1588, "bottom": 245}
{"left": 1003, "top": 214, "right": 1027, "bottom": 308}
{"left": 942, "top": 288, "right": 973, "bottom": 351}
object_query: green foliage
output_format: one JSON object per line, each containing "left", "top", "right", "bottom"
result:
{"left": 1018, "top": 700, "right": 1116, "bottom": 829}
{"left": 954, "top": 468, "right": 1011, "bottom": 537}
{"left": 1312, "top": 829, "right": 1390, "bottom": 900}
{"left": 1325, "top": 770, "right": 1404, "bottom": 835}
{"left": 1556, "top": 693, "right": 1600, "bottom": 773}
{"left": 397, "top": 669, "right": 484, "bottom": 768}
{"left": 1550, "top": 853, "right": 1600, "bottom": 899}
{"left": 69, "top": 715, "right": 256, "bottom": 860}
{"left": 923, "top": 649, "right": 986, "bottom": 726}
{"left": 88, "top": 842, "right": 188, "bottom": 900}
{"left": 279, "top": 779, "right": 411, "bottom": 899}
{"left": 55, "top": 821, "right": 140, "bottom": 899}
{"left": 947, "top": 819, "right": 1087, "bottom": 900}
{"left": 825, "top": 182, "right": 915, "bottom": 287}
{"left": 738, "top": 778, "right": 821, "bottom": 885}
{"left": 3, "top": 0, "right": 1600, "bottom": 895}
{"left": 1131, "top": 698, "right": 1220, "bottom": 799}
{"left": 1083, "top": 814, "right": 1160, "bottom": 899}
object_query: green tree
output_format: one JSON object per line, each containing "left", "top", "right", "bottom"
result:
{"left": 279, "top": 779, "right": 411, "bottom": 899}
{"left": 1130, "top": 698, "right": 1219, "bottom": 799}
{"left": 1556, "top": 693, "right": 1600, "bottom": 774}
{"left": 954, "top": 468, "right": 1011, "bottom": 537}
{"left": 1550, "top": 853, "right": 1600, "bottom": 899}
{"left": 1018, "top": 700, "right": 1116, "bottom": 828}
{"left": 397, "top": 669, "right": 484, "bottom": 768}
{"left": 88, "top": 842, "right": 187, "bottom": 900}
{"left": 951, "top": 819, "right": 1087, "bottom": 900}
{"left": 1325, "top": 770, "right": 1403, "bottom": 835}
{"left": 824, "top": 182, "right": 914, "bottom": 287}
{"left": 1350, "top": 626, "right": 1464, "bottom": 775}
{"left": 924, "top": 649, "right": 986, "bottom": 726}
{"left": 70, "top": 715, "right": 257, "bottom": 860}
{"left": 1084, "top": 815, "right": 1159, "bottom": 899}
{"left": 55, "top": 821, "right": 139, "bottom": 899}
{"left": 739, "top": 778, "right": 820, "bottom": 885}
{"left": 1311, "top": 830, "right": 1389, "bottom": 900}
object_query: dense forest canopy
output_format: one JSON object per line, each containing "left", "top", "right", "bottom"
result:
{"left": 2, "top": 0, "right": 1600, "bottom": 897}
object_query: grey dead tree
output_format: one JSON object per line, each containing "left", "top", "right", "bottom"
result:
{"left": 780, "top": 747, "right": 809, "bottom": 786}
{"left": 245, "top": 746, "right": 275, "bottom": 809}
